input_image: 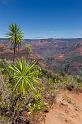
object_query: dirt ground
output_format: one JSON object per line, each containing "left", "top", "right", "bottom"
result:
{"left": 42, "top": 90, "right": 82, "bottom": 124}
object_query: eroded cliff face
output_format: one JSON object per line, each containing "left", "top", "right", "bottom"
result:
{"left": 0, "top": 38, "right": 82, "bottom": 74}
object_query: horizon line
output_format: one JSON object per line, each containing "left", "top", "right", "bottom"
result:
{"left": 0, "top": 37, "right": 82, "bottom": 40}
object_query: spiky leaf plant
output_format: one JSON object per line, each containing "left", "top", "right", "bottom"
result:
{"left": 7, "top": 60, "right": 41, "bottom": 95}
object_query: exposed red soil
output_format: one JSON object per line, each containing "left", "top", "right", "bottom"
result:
{"left": 42, "top": 90, "right": 82, "bottom": 124}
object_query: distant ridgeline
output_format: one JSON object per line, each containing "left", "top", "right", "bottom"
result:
{"left": 0, "top": 38, "right": 82, "bottom": 43}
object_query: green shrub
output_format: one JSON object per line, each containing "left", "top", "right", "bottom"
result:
{"left": 7, "top": 60, "right": 42, "bottom": 95}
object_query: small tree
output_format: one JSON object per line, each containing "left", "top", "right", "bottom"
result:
{"left": 25, "top": 44, "right": 32, "bottom": 59}
{"left": 7, "top": 23, "right": 24, "bottom": 60}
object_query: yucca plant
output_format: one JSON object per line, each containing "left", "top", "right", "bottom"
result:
{"left": 7, "top": 60, "right": 41, "bottom": 95}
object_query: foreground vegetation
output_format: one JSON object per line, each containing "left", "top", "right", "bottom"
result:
{"left": 0, "top": 58, "right": 81, "bottom": 124}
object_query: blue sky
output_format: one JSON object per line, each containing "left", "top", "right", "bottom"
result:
{"left": 0, "top": 0, "right": 82, "bottom": 38}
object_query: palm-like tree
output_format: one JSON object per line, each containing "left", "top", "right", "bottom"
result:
{"left": 7, "top": 23, "right": 24, "bottom": 60}
{"left": 7, "top": 60, "right": 41, "bottom": 95}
